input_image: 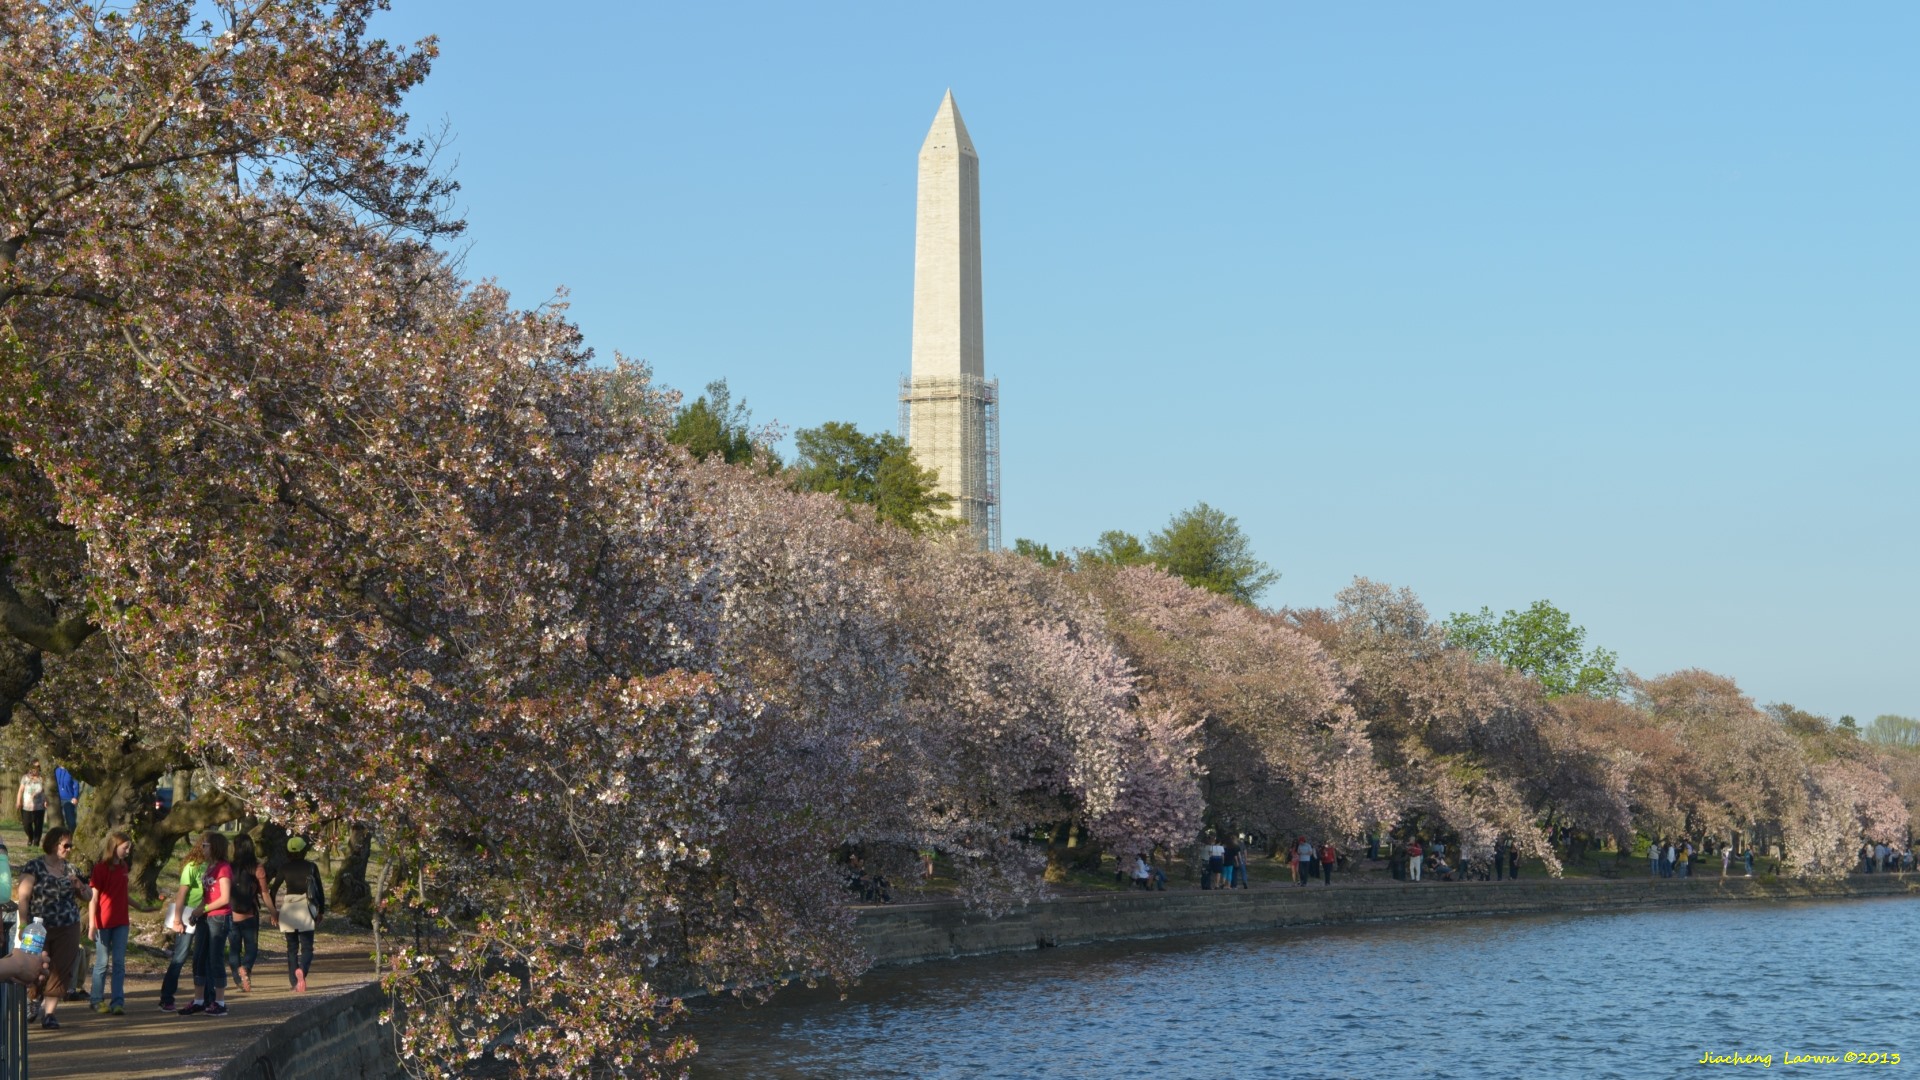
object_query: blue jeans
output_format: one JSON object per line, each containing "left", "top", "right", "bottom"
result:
{"left": 159, "top": 926, "right": 199, "bottom": 1005}
{"left": 199, "top": 915, "right": 232, "bottom": 997}
{"left": 91, "top": 924, "right": 127, "bottom": 1008}
{"left": 228, "top": 918, "right": 259, "bottom": 978}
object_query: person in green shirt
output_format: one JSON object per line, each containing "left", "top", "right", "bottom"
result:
{"left": 157, "top": 833, "right": 211, "bottom": 1012}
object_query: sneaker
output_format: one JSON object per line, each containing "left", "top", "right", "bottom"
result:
{"left": 205, "top": 1002, "right": 228, "bottom": 1017}
{"left": 158, "top": 1000, "right": 177, "bottom": 1012}
{"left": 178, "top": 1002, "right": 206, "bottom": 1016}
{"left": 93, "top": 1002, "right": 109, "bottom": 1014}
{"left": 109, "top": 1005, "right": 124, "bottom": 1015}
{"left": 40, "top": 1015, "right": 59, "bottom": 1030}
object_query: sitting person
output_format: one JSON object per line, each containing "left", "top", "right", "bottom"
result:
{"left": 1429, "top": 858, "right": 1456, "bottom": 881}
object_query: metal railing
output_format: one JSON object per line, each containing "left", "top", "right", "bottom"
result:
{"left": 0, "top": 979, "right": 24, "bottom": 1080}
{"left": 0, "top": 898, "right": 23, "bottom": 1080}
{"left": 0, "top": 909, "right": 22, "bottom": 1080}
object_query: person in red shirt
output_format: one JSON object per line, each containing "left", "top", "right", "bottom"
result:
{"left": 87, "top": 829, "right": 133, "bottom": 1014}
{"left": 1319, "top": 840, "right": 1339, "bottom": 886}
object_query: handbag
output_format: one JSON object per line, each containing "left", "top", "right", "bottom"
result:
{"left": 277, "top": 865, "right": 319, "bottom": 932}
{"left": 279, "top": 893, "right": 315, "bottom": 932}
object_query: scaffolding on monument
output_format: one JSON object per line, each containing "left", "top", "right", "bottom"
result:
{"left": 899, "top": 374, "right": 999, "bottom": 551}
{"left": 982, "top": 378, "right": 1000, "bottom": 553}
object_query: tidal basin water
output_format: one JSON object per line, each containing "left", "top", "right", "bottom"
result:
{"left": 687, "top": 896, "right": 1919, "bottom": 1078}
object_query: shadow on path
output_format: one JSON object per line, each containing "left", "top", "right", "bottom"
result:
{"left": 27, "top": 936, "right": 379, "bottom": 1080}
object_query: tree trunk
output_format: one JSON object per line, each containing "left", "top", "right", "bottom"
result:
{"left": 61, "top": 743, "right": 248, "bottom": 906}
{"left": 72, "top": 747, "right": 172, "bottom": 858}
{"left": 0, "top": 637, "right": 42, "bottom": 730}
{"left": 332, "top": 821, "right": 374, "bottom": 923}
{"left": 129, "top": 786, "right": 244, "bottom": 906}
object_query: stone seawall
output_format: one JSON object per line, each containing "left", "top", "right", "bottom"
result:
{"left": 856, "top": 875, "right": 1920, "bottom": 968}
{"left": 208, "top": 982, "right": 400, "bottom": 1080}
{"left": 209, "top": 876, "right": 1918, "bottom": 1076}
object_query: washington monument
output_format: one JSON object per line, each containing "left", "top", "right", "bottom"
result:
{"left": 901, "top": 90, "right": 1000, "bottom": 550}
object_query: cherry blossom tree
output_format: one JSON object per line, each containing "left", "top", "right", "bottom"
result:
{"left": 1305, "top": 579, "right": 1635, "bottom": 868}
{"left": 1080, "top": 565, "right": 1393, "bottom": 845}
{"left": 687, "top": 457, "right": 1204, "bottom": 960}
{"left": 1, "top": 4, "right": 765, "bottom": 1073}
{"left": 1630, "top": 671, "right": 1808, "bottom": 852}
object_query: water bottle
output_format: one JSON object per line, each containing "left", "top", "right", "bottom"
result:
{"left": 19, "top": 917, "right": 45, "bottom": 955}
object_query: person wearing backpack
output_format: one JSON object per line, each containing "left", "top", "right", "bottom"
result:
{"left": 226, "top": 834, "right": 274, "bottom": 993}
{"left": 269, "top": 837, "right": 324, "bottom": 992}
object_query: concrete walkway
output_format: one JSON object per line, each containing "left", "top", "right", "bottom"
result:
{"left": 26, "top": 934, "right": 379, "bottom": 1080}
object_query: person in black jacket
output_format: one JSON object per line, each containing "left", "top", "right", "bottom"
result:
{"left": 268, "top": 837, "right": 325, "bottom": 992}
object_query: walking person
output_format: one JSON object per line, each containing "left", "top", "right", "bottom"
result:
{"left": 15, "top": 763, "right": 47, "bottom": 849}
{"left": 1287, "top": 840, "right": 1300, "bottom": 885}
{"left": 1222, "top": 836, "right": 1243, "bottom": 889}
{"left": 1295, "top": 837, "right": 1316, "bottom": 887}
{"left": 1406, "top": 838, "right": 1424, "bottom": 883}
{"left": 1649, "top": 840, "right": 1660, "bottom": 878}
{"left": 270, "top": 837, "right": 324, "bottom": 992}
{"left": 1204, "top": 836, "right": 1226, "bottom": 890}
{"left": 53, "top": 766, "right": 80, "bottom": 833}
{"left": 87, "top": 829, "right": 132, "bottom": 1015}
{"left": 13, "top": 826, "right": 92, "bottom": 1029}
{"left": 1319, "top": 840, "right": 1338, "bottom": 886}
{"left": 227, "top": 833, "right": 273, "bottom": 993}
{"left": 1721, "top": 845, "right": 1732, "bottom": 878}
{"left": 1744, "top": 848, "right": 1754, "bottom": 878}
{"left": 1132, "top": 854, "right": 1152, "bottom": 891}
{"left": 159, "top": 833, "right": 211, "bottom": 1012}
{"left": 181, "top": 831, "right": 233, "bottom": 1016}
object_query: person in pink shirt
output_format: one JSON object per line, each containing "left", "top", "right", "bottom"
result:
{"left": 180, "top": 832, "right": 233, "bottom": 1017}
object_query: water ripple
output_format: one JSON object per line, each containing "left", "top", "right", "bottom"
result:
{"left": 688, "top": 897, "right": 1920, "bottom": 1079}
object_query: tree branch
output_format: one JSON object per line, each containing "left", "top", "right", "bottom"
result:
{"left": 0, "top": 576, "right": 94, "bottom": 655}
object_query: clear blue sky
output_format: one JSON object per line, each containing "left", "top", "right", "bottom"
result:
{"left": 374, "top": 2, "right": 1918, "bottom": 722}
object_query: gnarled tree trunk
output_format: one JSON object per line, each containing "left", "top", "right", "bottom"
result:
{"left": 128, "top": 784, "right": 245, "bottom": 906}
{"left": 332, "top": 821, "right": 374, "bottom": 923}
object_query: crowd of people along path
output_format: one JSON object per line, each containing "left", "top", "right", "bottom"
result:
{"left": 3, "top": 765, "right": 331, "bottom": 1033}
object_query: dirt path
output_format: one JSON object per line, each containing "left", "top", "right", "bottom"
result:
{"left": 24, "top": 924, "right": 380, "bottom": 1080}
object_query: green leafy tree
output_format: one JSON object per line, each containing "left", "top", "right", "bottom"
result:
{"left": 1012, "top": 538, "right": 1068, "bottom": 568}
{"left": 790, "top": 421, "right": 951, "bottom": 534}
{"left": 669, "top": 379, "right": 766, "bottom": 466}
{"left": 1445, "top": 600, "right": 1621, "bottom": 698}
{"left": 1145, "top": 503, "right": 1277, "bottom": 605}
{"left": 1864, "top": 714, "right": 1920, "bottom": 749}
{"left": 1077, "top": 530, "right": 1152, "bottom": 569}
